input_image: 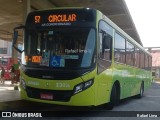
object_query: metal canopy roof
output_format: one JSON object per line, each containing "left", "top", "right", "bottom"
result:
{"left": 0, "top": 0, "right": 142, "bottom": 45}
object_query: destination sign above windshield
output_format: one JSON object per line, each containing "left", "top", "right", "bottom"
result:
{"left": 34, "top": 14, "right": 77, "bottom": 23}
{"left": 48, "top": 14, "right": 76, "bottom": 22}
{"left": 26, "top": 9, "right": 96, "bottom": 27}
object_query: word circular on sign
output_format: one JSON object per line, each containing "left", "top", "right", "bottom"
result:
{"left": 48, "top": 14, "right": 76, "bottom": 22}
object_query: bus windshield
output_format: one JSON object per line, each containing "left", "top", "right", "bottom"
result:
{"left": 23, "top": 28, "right": 96, "bottom": 69}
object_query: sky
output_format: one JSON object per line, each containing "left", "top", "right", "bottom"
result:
{"left": 125, "top": 0, "right": 160, "bottom": 47}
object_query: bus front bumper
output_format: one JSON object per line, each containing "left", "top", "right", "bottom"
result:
{"left": 19, "top": 85, "right": 95, "bottom": 106}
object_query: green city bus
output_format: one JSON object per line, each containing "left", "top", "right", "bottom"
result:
{"left": 12, "top": 8, "right": 152, "bottom": 109}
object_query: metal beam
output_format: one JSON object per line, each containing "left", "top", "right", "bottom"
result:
{"left": 103, "top": 9, "right": 126, "bottom": 17}
{"left": 118, "top": 25, "right": 133, "bottom": 31}
{"left": 48, "top": 0, "right": 59, "bottom": 7}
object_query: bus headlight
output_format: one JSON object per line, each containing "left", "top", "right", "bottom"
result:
{"left": 74, "top": 84, "right": 83, "bottom": 94}
{"left": 74, "top": 79, "right": 94, "bottom": 94}
{"left": 20, "top": 78, "right": 26, "bottom": 90}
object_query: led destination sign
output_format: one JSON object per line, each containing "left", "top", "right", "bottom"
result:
{"left": 27, "top": 9, "right": 95, "bottom": 27}
{"left": 48, "top": 14, "right": 76, "bottom": 22}
{"left": 34, "top": 14, "right": 77, "bottom": 23}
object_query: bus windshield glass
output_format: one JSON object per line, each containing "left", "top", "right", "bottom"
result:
{"left": 23, "top": 28, "right": 96, "bottom": 69}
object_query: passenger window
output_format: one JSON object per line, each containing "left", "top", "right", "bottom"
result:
{"left": 98, "top": 20, "right": 113, "bottom": 73}
{"left": 126, "top": 41, "right": 135, "bottom": 66}
{"left": 114, "top": 33, "right": 126, "bottom": 64}
{"left": 99, "top": 21, "right": 113, "bottom": 61}
{"left": 145, "top": 55, "right": 149, "bottom": 70}
{"left": 148, "top": 56, "right": 152, "bottom": 70}
{"left": 101, "top": 33, "right": 112, "bottom": 60}
{"left": 140, "top": 52, "right": 145, "bottom": 69}
{"left": 135, "top": 47, "right": 140, "bottom": 67}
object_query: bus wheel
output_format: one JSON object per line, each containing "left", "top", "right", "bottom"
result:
{"left": 137, "top": 82, "right": 144, "bottom": 98}
{"left": 106, "top": 84, "right": 117, "bottom": 110}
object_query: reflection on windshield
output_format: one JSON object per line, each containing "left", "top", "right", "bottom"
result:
{"left": 23, "top": 28, "right": 96, "bottom": 68}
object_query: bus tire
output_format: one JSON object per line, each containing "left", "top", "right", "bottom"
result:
{"left": 137, "top": 82, "right": 144, "bottom": 98}
{"left": 106, "top": 84, "right": 117, "bottom": 110}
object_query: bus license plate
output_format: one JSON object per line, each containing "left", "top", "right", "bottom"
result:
{"left": 40, "top": 93, "right": 53, "bottom": 100}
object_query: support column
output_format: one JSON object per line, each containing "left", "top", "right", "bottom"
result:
{"left": 23, "top": 0, "right": 31, "bottom": 23}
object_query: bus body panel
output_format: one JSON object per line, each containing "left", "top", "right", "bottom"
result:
{"left": 112, "top": 62, "right": 152, "bottom": 99}
{"left": 96, "top": 9, "right": 152, "bottom": 101}
{"left": 20, "top": 68, "right": 99, "bottom": 106}
{"left": 20, "top": 84, "right": 95, "bottom": 106}
{"left": 94, "top": 67, "right": 113, "bottom": 105}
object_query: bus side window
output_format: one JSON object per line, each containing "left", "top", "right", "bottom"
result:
{"left": 98, "top": 20, "right": 113, "bottom": 73}
{"left": 102, "top": 34, "right": 112, "bottom": 60}
{"left": 114, "top": 33, "right": 126, "bottom": 64}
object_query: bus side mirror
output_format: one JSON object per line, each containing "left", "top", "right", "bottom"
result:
{"left": 12, "top": 25, "right": 25, "bottom": 53}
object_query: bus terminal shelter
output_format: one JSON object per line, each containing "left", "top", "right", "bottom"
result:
{"left": 0, "top": 0, "right": 146, "bottom": 104}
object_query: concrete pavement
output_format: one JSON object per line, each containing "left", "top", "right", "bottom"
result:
{"left": 0, "top": 81, "right": 160, "bottom": 111}
{"left": 0, "top": 81, "right": 20, "bottom": 102}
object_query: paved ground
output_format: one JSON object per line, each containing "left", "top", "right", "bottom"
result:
{"left": 0, "top": 81, "right": 20, "bottom": 103}
{"left": 0, "top": 81, "right": 160, "bottom": 120}
{"left": 113, "top": 81, "right": 160, "bottom": 111}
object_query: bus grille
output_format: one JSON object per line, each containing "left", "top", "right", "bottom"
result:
{"left": 24, "top": 68, "right": 83, "bottom": 80}
{"left": 26, "top": 86, "right": 73, "bottom": 102}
